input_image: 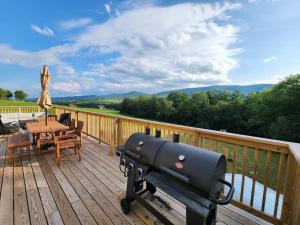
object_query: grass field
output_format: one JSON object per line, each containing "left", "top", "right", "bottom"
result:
{"left": 67, "top": 106, "right": 120, "bottom": 115}
{"left": 0, "top": 99, "right": 37, "bottom": 106}
{"left": 0, "top": 100, "right": 121, "bottom": 115}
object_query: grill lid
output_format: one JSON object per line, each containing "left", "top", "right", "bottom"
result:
{"left": 153, "top": 141, "right": 227, "bottom": 199}
{"left": 123, "top": 132, "right": 166, "bottom": 166}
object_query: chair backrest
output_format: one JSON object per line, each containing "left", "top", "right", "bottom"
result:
{"left": 0, "top": 117, "right": 5, "bottom": 134}
{"left": 76, "top": 120, "right": 84, "bottom": 132}
{"left": 0, "top": 117, "right": 4, "bottom": 128}
{"left": 58, "top": 113, "right": 71, "bottom": 126}
{"left": 69, "top": 119, "right": 76, "bottom": 130}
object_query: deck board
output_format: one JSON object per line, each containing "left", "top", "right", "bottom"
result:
{"left": 14, "top": 154, "right": 31, "bottom": 225}
{"left": 22, "top": 157, "right": 48, "bottom": 225}
{"left": 0, "top": 137, "right": 273, "bottom": 225}
{"left": 0, "top": 139, "right": 13, "bottom": 225}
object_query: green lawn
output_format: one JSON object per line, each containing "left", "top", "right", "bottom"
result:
{"left": 0, "top": 99, "right": 37, "bottom": 106}
{"left": 68, "top": 106, "right": 120, "bottom": 115}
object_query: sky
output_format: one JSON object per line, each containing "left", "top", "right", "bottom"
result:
{"left": 0, "top": 0, "right": 299, "bottom": 97}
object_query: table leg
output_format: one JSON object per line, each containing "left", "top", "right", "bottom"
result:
{"left": 36, "top": 133, "right": 41, "bottom": 154}
{"left": 27, "top": 145, "right": 31, "bottom": 160}
{"left": 8, "top": 147, "right": 12, "bottom": 163}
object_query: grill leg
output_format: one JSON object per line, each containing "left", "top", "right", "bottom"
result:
{"left": 186, "top": 205, "right": 216, "bottom": 225}
{"left": 125, "top": 170, "right": 136, "bottom": 202}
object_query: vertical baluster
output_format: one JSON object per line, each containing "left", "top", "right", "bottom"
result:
{"left": 274, "top": 152, "right": 285, "bottom": 218}
{"left": 231, "top": 145, "right": 238, "bottom": 188}
{"left": 240, "top": 146, "right": 248, "bottom": 202}
{"left": 261, "top": 151, "right": 272, "bottom": 212}
{"left": 208, "top": 138, "right": 212, "bottom": 150}
{"left": 86, "top": 113, "right": 89, "bottom": 136}
{"left": 250, "top": 148, "right": 259, "bottom": 207}
{"left": 225, "top": 143, "right": 229, "bottom": 159}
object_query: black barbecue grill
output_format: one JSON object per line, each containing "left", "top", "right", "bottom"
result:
{"left": 116, "top": 128, "right": 234, "bottom": 225}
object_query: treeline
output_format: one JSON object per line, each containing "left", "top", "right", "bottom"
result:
{"left": 0, "top": 88, "right": 28, "bottom": 101}
{"left": 120, "top": 74, "right": 300, "bottom": 142}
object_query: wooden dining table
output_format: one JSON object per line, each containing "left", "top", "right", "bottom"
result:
{"left": 26, "top": 120, "right": 69, "bottom": 152}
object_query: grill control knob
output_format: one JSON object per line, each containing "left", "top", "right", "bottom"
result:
{"left": 128, "top": 163, "right": 134, "bottom": 170}
{"left": 137, "top": 168, "right": 143, "bottom": 176}
{"left": 178, "top": 155, "right": 185, "bottom": 161}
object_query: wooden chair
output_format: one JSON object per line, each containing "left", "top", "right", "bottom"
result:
{"left": 58, "top": 113, "right": 71, "bottom": 126}
{"left": 53, "top": 120, "right": 84, "bottom": 165}
{"left": 63, "top": 119, "right": 76, "bottom": 135}
{"left": 53, "top": 133, "right": 81, "bottom": 166}
{"left": 7, "top": 134, "right": 31, "bottom": 163}
{"left": 67, "top": 120, "right": 84, "bottom": 146}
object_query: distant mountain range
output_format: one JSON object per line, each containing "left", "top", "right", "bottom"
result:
{"left": 155, "top": 84, "right": 272, "bottom": 97}
{"left": 30, "top": 84, "right": 272, "bottom": 102}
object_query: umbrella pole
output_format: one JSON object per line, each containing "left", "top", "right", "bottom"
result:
{"left": 45, "top": 108, "right": 48, "bottom": 125}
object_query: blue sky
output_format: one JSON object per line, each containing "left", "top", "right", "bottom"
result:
{"left": 0, "top": 0, "right": 299, "bottom": 97}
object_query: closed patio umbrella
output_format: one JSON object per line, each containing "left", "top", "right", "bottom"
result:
{"left": 37, "top": 65, "right": 52, "bottom": 125}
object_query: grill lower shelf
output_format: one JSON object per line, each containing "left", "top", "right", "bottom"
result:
{"left": 145, "top": 171, "right": 211, "bottom": 217}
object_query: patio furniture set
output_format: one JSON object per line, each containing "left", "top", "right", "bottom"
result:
{"left": 6, "top": 113, "right": 84, "bottom": 165}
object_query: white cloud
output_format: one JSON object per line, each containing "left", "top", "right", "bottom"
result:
{"left": 263, "top": 56, "right": 278, "bottom": 63}
{"left": 252, "top": 75, "right": 287, "bottom": 84}
{"left": 31, "top": 24, "right": 55, "bottom": 37}
{"left": 78, "top": 2, "right": 241, "bottom": 92}
{"left": 0, "top": 44, "right": 65, "bottom": 67}
{"left": 248, "top": 0, "right": 278, "bottom": 4}
{"left": 60, "top": 18, "right": 93, "bottom": 30}
{"left": 52, "top": 75, "right": 97, "bottom": 93}
{"left": 104, "top": 3, "right": 112, "bottom": 16}
{"left": 0, "top": 2, "right": 242, "bottom": 94}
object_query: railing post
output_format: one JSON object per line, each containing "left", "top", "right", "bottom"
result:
{"left": 109, "top": 118, "right": 119, "bottom": 156}
{"left": 76, "top": 110, "right": 79, "bottom": 125}
{"left": 117, "top": 118, "right": 122, "bottom": 146}
{"left": 98, "top": 115, "right": 102, "bottom": 144}
{"left": 282, "top": 152, "right": 300, "bottom": 225}
{"left": 86, "top": 113, "right": 89, "bottom": 137}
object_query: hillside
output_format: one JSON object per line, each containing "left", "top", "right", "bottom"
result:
{"left": 46, "top": 84, "right": 272, "bottom": 103}
{"left": 155, "top": 84, "right": 272, "bottom": 97}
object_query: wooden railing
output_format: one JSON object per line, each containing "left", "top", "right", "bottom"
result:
{"left": 0, "top": 106, "right": 45, "bottom": 113}
{"left": 1, "top": 106, "right": 299, "bottom": 224}
{"left": 54, "top": 106, "right": 300, "bottom": 225}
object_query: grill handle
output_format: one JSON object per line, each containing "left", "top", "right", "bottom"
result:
{"left": 125, "top": 151, "right": 143, "bottom": 161}
{"left": 210, "top": 179, "right": 234, "bottom": 205}
{"left": 116, "top": 146, "right": 124, "bottom": 156}
{"left": 159, "top": 166, "right": 190, "bottom": 183}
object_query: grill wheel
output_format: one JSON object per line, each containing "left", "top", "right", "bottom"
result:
{"left": 146, "top": 181, "right": 156, "bottom": 194}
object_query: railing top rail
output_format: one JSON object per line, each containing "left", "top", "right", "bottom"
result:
{"left": 0, "top": 105, "right": 40, "bottom": 107}
{"left": 53, "top": 106, "right": 300, "bottom": 156}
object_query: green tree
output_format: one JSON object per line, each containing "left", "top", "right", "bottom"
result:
{"left": 0, "top": 88, "right": 7, "bottom": 99}
{"left": 0, "top": 88, "right": 13, "bottom": 99}
{"left": 6, "top": 90, "right": 13, "bottom": 99}
{"left": 246, "top": 74, "right": 300, "bottom": 142}
{"left": 167, "top": 91, "right": 189, "bottom": 108}
{"left": 180, "top": 92, "right": 210, "bottom": 128}
{"left": 14, "top": 90, "right": 28, "bottom": 101}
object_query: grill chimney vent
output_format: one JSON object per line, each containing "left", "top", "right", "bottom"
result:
{"left": 155, "top": 129, "right": 161, "bottom": 138}
{"left": 173, "top": 133, "right": 180, "bottom": 143}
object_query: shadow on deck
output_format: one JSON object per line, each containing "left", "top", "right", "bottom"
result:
{"left": 0, "top": 136, "right": 272, "bottom": 225}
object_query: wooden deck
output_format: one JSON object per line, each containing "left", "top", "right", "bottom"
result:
{"left": 0, "top": 136, "right": 272, "bottom": 225}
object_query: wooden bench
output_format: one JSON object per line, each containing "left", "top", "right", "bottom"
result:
{"left": 8, "top": 133, "right": 31, "bottom": 163}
